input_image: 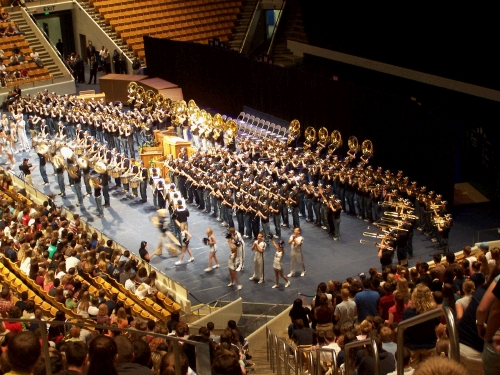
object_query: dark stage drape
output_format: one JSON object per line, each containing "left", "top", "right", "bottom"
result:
{"left": 144, "top": 37, "right": 455, "bottom": 202}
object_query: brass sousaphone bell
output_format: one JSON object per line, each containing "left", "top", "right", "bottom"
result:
{"left": 76, "top": 156, "right": 89, "bottom": 170}
{"left": 223, "top": 119, "right": 238, "bottom": 144}
{"left": 318, "top": 127, "right": 329, "bottom": 143}
{"left": 361, "top": 139, "right": 374, "bottom": 158}
{"left": 348, "top": 136, "right": 359, "bottom": 155}
{"left": 328, "top": 130, "right": 342, "bottom": 154}
{"left": 304, "top": 126, "right": 316, "bottom": 144}
{"left": 52, "top": 155, "right": 65, "bottom": 170}
{"left": 287, "top": 119, "right": 301, "bottom": 144}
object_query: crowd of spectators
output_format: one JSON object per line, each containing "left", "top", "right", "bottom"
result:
{"left": 0, "top": 168, "right": 259, "bottom": 374}
{"left": 287, "top": 251, "right": 500, "bottom": 375}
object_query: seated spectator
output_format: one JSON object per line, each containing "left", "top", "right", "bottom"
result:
{"left": 87, "top": 335, "right": 118, "bottom": 375}
{"left": 64, "top": 341, "right": 88, "bottom": 374}
{"left": 160, "top": 351, "right": 189, "bottom": 375}
{"left": 12, "top": 44, "right": 20, "bottom": 55}
{"left": 5, "top": 25, "right": 15, "bottom": 37}
{"left": 135, "top": 278, "right": 151, "bottom": 300}
{"left": 88, "top": 297, "right": 100, "bottom": 317}
{"left": 0, "top": 9, "right": 10, "bottom": 22}
{"left": 412, "top": 356, "right": 468, "bottom": 375}
{"left": 291, "top": 319, "right": 314, "bottom": 346}
{"left": 4, "top": 306, "right": 23, "bottom": 333}
{"left": 31, "top": 50, "right": 43, "bottom": 67}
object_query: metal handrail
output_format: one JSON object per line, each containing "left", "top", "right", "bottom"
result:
{"left": 316, "top": 347, "right": 337, "bottom": 375}
{"left": 345, "top": 337, "right": 379, "bottom": 375}
{"left": 396, "top": 306, "right": 459, "bottom": 375}
{"left": 277, "top": 339, "right": 288, "bottom": 375}
{"left": 266, "top": 0, "right": 287, "bottom": 57}
{"left": 0, "top": 318, "right": 211, "bottom": 375}
{"left": 241, "top": 290, "right": 298, "bottom": 335}
{"left": 186, "top": 289, "right": 241, "bottom": 318}
{"left": 298, "top": 346, "right": 314, "bottom": 375}
{"left": 22, "top": 7, "right": 74, "bottom": 77}
{"left": 239, "top": 0, "right": 261, "bottom": 54}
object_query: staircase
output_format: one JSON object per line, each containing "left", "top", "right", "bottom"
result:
{"left": 249, "top": 348, "right": 275, "bottom": 375}
{"left": 75, "top": 0, "right": 136, "bottom": 63}
{"left": 8, "top": 11, "right": 64, "bottom": 78}
{"left": 228, "top": 0, "right": 259, "bottom": 52}
{"left": 271, "top": 3, "right": 307, "bottom": 68}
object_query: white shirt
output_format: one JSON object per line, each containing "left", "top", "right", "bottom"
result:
{"left": 66, "top": 256, "right": 80, "bottom": 272}
{"left": 20, "top": 257, "right": 31, "bottom": 275}
{"left": 125, "top": 279, "right": 136, "bottom": 293}
{"left": 135, "top": 283, "right": 151, "bottom": 300}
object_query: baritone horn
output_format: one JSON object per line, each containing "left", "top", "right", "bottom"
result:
{"left": 223, "top": 119, "right": 238, "bottom": 144}
{"left": 359, "top": 239, "right": 393, "bottom": 251}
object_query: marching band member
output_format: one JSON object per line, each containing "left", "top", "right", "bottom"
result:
{"left": 93, "top": 175, "right": 104, "bottom": 218}
{"left": 139, "top": 160, "right": 148, "bottom": 203}
{"left": 16, "top": 114, "right": 29, "bottom": 152}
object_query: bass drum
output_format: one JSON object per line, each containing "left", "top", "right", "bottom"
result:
{"left": 94, "top": 161, "right": 107, "bottom": 174}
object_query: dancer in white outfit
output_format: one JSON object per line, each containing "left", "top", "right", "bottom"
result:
{"left": 271, "top": 239, "right": 290, "bottom": 288}
{"left": 16, "top": 114, "right": 29, "bottom": 152}
{"left": 175, "top": 222, "right": 194, "bottom": 265}
{"left": 288, "top": 227, "right": 306, "bottom": 277}
{"left": 204, "top": 228, "right": 219, "bottom": 271}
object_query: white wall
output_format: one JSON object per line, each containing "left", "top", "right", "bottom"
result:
{"left": 71, "top": 2, "right": 132, "bottom": 73}
{"left": 36, "top": 16, "right": 62, "bottom": 46}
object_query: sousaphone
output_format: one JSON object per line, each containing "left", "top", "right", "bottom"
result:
{"left": 287, "top": 119, "right": 301, "bottom": 144}
{"left": 328, "top": 130, "right": 342, "bottom": 154}
{"left": 348, "top": 136, "right": 359, "bottom": 154}
{"left": 362, "top": 139, "right": 374, "bottom": 158}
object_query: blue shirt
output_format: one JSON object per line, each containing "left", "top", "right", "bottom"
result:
{"left": 354, "top": 289, "right": 380, "bottom": 321}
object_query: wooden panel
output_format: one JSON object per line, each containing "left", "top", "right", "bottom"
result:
{"left": 98, "top": 73, "right": 148, "bottom": 103}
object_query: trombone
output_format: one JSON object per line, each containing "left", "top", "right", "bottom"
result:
{"left": 384, "top": 211, "right": 419, "bottom": 220}
{"left": 359, "top": 239, "right": 393, "bottom": 251}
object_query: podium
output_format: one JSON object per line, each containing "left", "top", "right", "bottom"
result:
{"left": 162, "top": 136, "right": 191, "bottom": 158}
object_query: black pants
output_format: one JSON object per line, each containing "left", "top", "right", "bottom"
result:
{"left": 88, "top": 70, "right": 97, "bottom": 84}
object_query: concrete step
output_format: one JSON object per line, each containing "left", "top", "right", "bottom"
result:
{"left": 247, "top": 349, "right": 275, "bottom": 375}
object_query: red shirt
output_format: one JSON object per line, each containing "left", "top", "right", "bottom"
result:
{"left": 378, "top": 292, "right": 395, "bottom": 320}
{"left": 388, "top": 303, "right": 408, "bottom": 323}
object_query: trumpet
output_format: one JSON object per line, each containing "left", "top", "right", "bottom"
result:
{"left": 360, "top": 239, "right": 394, "bottom": 251}
{"left": 363, "top": 232, "right": 387, "bottom": 239}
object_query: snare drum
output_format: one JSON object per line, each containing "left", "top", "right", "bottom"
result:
{"left": 121, "top": 176, "right": 130, "bottom": 184}
{"left": 111, "top": 170, "right": 121, "bottom": 179}
{"left": 130, "top": 181, "right": 139, "bottom": 189}
{"left": 75, "top": 146, "right": 84, "bottom": 155}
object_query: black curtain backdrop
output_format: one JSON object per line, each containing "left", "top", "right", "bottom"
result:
{"left": 145, "top": 37, "right": 455, "bottom": 202}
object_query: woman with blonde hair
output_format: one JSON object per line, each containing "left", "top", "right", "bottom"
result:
{"left": 395, "top": 277, "right": 411, "bottom": 304}
{"left": 356, "top": 319, "right": 373, "bottom": 340}
{"left": 455, "top": 279, "right": 475, "bottom": 321}
{"left": 76, "top": 291, "right": 91, "bottom": 318}
{"left": 402, "top": 284, "right": 441, "bottom": 367}
{"left": 112, "top": 307, "right": 129, "bottom": 328}
{"left": 204, "top": 228, "right": 219, "bottom": 271}
{"left": 43, "top": 270, "right": 55, "bottom": 292}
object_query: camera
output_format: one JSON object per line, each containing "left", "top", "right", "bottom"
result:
{"left": 268, "top": 233, "right": 274, "bottom": 239}
{"left": 202, "top": 237, "right": 209, "bottom": 245}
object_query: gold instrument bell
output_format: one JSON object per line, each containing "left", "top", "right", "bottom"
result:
{"left": 287, "top": 119, "right": 301, "bottom": 144}
{"left": 89, "top": 177, "right": 100, "bottom": 188}
{"left": 224, "top": 119, "right": 238, "bottom": 142}
{"left": 304, "top": 126, "right": 316, "bottom": 144}
{"left": 348, "top": 136, "right": 359, "bottom": 153}
{"left": 36, "top": 143, "right": 49, "bottom": 155}
{"left": 77, "top": 156, "right": 89, "bottom": 169}
{"left": 328, "top": 130, "right": 342, "bottom": 154}
{"left": 318, "top": 127, "right": 329, "bottom": 143}
{"left": 361, "top": 139, "right": 374, "bottom": 158}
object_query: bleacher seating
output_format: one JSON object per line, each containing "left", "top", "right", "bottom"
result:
{"left": 89, "top": 0, "right": 242, "bottom": 61}
{"left": 0, "top": 21, "right": 53, "bottom": 87}
{"left": 0, "top": 176, "right": 180, "bottom": 327}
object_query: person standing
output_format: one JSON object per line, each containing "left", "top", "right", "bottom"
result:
{"left": 227, "top": 234, "right": 242, "bottom": 290}
{"left": 228, "top": 227, "right": 245, "bottom": 272}
{"left": 112, "top": 49, "right": 121, "bottom": 73}
{"left": 139, "top": 160, "right": 148, "bottom": 203}
{"left": 288, "top": 227, "right": 305, "bottom": 277}
{"left": 101, "top": 171, "right": 110, "bottom": 207}
{"left": 88, "top": 55, "right": 98, "bottom": 84}
{"left": 75, "top": 54, "right": 84, "bottom": 83}
{"left": 16, "top": 114, "right": 29, "bottom": 152}
{"left": 204, "top": 228, "right": 219, "bottom": 271}
{"left": 19, "top": 157, "right": 36, "bottom": 186}
{"left": 271, "top": 238, "right": 290, "bottom": 288}
{"left": 37, "top": 151, "right": 50, "bottom": 186}
{"left": 175, "top": 222, "right": 194, "bottom": 265}
{"left": 249, "top": 232, "right": 266, "bottom": 284}
{"left": 119, "top": 52, "right": 127, "bottom": 74}
{"left": 56, "top": 39, "right": 64, "bottom": 56}
{"left": 72, "top": 164, "right": 84, "bottom": 207}
{"left": 93, "top": 176, "right": 104, "bottom": 218}
{"left": 132, "top": 56, "right": 141, "bottom": 74}
{"left": 86, "top": 41, "right": 96, "bottom": 64}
